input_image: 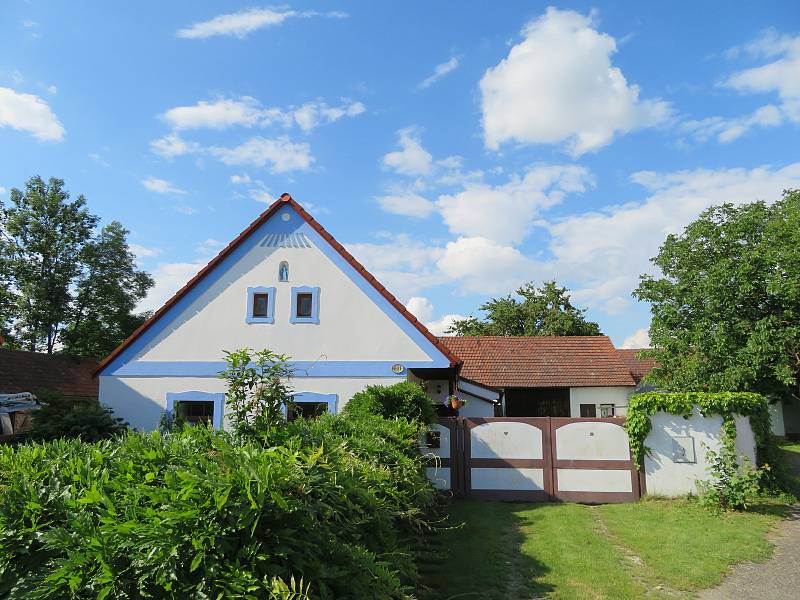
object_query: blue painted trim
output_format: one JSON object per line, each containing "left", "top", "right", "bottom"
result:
{"left": 293, "top": 392, "right": 338, "bottom": 414}
{"left": 100, "top": 203, "right": 451, "bottom": 374}
{"left": 290, "top": 286, "right": 320, "bottom": 324}
{"left": 107, "top": 360, "right": 435, "bottom": 378}
{"left": 165, "top": 391, "right": 225, "bottom": 428}
{"left": 246, "top": 286, "right": 275, "bottom": 324}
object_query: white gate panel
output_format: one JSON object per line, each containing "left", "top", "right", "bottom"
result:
{"left": 471, "top": 468, "right": 545, "bottom": 491}
{"left": 556, "top": 421, "right": 630, "bottom": 461}
{"left": 470, "top": 421, "right": 543, "bottom": 459}
{"left": 557, "top": 469, "right": 633, "bottom": 493}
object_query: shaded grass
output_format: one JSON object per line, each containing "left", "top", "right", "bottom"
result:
{"left": 780, "top": 442, "right": 800, "bottom": 454}
{"left": 597, "top": 497, "right": 782, "bottom": 592}
{"left": 427, "top": 498, "right": 785, "bottom": 599}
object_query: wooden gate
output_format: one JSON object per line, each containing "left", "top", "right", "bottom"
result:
{"left": 425, "top": 417, "right": 641, "bottom": 503}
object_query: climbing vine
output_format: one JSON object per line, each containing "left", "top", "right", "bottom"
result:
{"left": 624, "top": 391, "right": 772, "bottom": 469}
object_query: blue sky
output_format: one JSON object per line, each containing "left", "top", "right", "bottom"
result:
{"left": 2, "top": 2, "right": 799, "bottom": 348}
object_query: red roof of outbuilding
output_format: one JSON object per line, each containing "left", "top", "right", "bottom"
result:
{"left": 439, "top": 336, "right": 635, "bottom": 388}
{"left": 616, "top": 349, "right": 657, "bottom": 383}
{"left": 0, "top": 348, "right": 98, "bottom": 398}
{"left": 96, "top": 194, "right": 460, "bottom": 375}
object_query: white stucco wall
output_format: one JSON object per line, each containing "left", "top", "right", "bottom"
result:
{"left": 569, "top": 386, "right": 634, "bottom": 417}
{"left": 644, "top": 409, "right": 757, "bottom": 496}
{"left": 100, "top": 375, "right": 404, "bottom": 431}
{"left": 769, "top": 402, "right": 786, "bottom": 437}
{"left": 458, "top": 391, "right": 497, "bottom": 417}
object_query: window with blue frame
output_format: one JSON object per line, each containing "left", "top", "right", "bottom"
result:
{"left": 290, "top": 286, "right": 320, "bottom": 324}
{"left": 246, "top": 286, "right": 275, "bottom": 324}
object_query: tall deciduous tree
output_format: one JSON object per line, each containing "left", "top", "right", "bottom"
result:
{"left": 61, "top": 222, "right": 154, "bottom": 358}
{"left": 634, "top": 189, "right": 800, "bottom": 399}
{"left": 447, "top": 281, "right": 602, "bottom": 336}
{"left": 0, "top": 176, "right": 153, "bottom": 357}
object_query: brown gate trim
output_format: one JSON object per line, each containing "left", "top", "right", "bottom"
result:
{"left": 463, "top": 417, "right": 552, "bottom": 502}
{"left": 549, "top": 417, "right": 641, "bottom": 504}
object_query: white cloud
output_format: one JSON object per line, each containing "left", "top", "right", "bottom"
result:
{"left": 46, "top": 85, "right": 57, "bottom": 95}
{"left": 177, "top": 7, "right": 347, "bottom": 39}
{"left": 377, "top": 192, "right": 436, "bottom": 218}
{"left": 195, "top": 238, "right": 225, "bottom": 257}
{"left": 162, "top": 97, "right": 265, "bottom": 130}
{"left": 129, "top": 244, "right": 162, "bottom": 259}
{"left": 681, "top": 104, "right": 783, "bottom": 143}
{"left": 405, "top": 296, "right": 435, "bottom": 322}
{"left": 425, "top": 313, "right": 468, "bottom": 336}
{"left": 418, "top": 56, "right": 460, "bottom": 89}
{"left": 436, "top": 236, "right": 537, "bottom": 295}
{"left": 543, "top": 162, "right": 800, "bottom": 313}
{"left": 0, "top": 87, "right": 65, "bottom": 141}
{"left": 210, "top": 136, "right": 313, "bottom": 172}
{"left": 436, "top": 164, "right": 593, "bottom": 244}
{"left": 382, "top": 127, "right": 433, "bottom": 176}
{"left": 230, "top": 173, "right": 251, "bottom": 184}
{"left": 142, "top": 177, "right": 187, "bottom": 195}
{"left": 621, "top": 328, "right": 650, "bottom": 349}
{"left": 292, "top": 100, "right": 365, "bottom": 131}
{"left": 150, "top": 133, "right": 200, "bottom": 158}
{"left": 0, "top": 186, "right": 6, "bottom": 195}
{"left": 479, "top": 8, "right": 670, "bottom": 156}
{"left": 138, "top": 262, "right": 205, "bottom": 312}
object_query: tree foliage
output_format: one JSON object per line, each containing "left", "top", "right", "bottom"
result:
{"left": 0, "top": 176, "right": 152, "bottom": 357}
{"left": 447, "top": 280, "right": 602, "bottom": 337}
{"left": 344, "top": 381, "right": 435, "bottom": 425}
{"left": 634, "top": 190, "right": 800, "bottom": 399}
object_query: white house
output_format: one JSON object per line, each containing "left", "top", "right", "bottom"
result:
{"left": 97, "top": 194, "right": 460, "bottom": 429}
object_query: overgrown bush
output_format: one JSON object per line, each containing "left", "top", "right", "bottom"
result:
{"left": 344, "top": 381, "right": 435, "bottom": 425}
{"left": 0, "top": 412, "right": 437, "bottom": 599}
{"left": 698, "top": 441, "right": 766, "bottom": 511}
{"left": 26, "top": 394, "right": 127, "bottom": 442}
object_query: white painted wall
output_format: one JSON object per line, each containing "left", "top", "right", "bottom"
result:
{"left": 458, "top": 391, "right": 496, "bottom": 417}
{"left": 769, "top": 402, "right": 786, "bottom": 437}
{"left": 644, "top": 408, "right": 757, "bottom": 496}
{"left": 100, "top": 375, "right": 404, "bottom": 431}
{"left": 569, "top": 386, "right": 634, "bottom": 417}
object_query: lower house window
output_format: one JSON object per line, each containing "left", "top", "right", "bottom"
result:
{"left": 176, "top": 400, "right": 215, "bottom": 425}
{"left": 287, "top": 391, "right": 337, "bottom": 421}
{"left": 165, "top": 391, "right": 224, "bottom": 428}
{"left": 600, "top": 404, "right": 615, "bottom": 418}
{"left": 246, "top": 286, "right": 276, "bottom": 324}
{"left": 290, "top": 286, "right": 320, "bottom": 324}
{"left": 580, "top": 403, "right": 597, "bottom": 417}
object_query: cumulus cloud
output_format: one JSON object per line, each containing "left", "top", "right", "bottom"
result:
{"left": 142, "top": 177, "right": 187, "bottom": 195}
{"left": 0, "top": 87, "right": 65, "bottom": 141}
{"left": 177, "top": 7, "right": 347, "bottom": 39}
{"left": 479, "top": 8, "right": 670, "bottom": 156}
{"left": 382, "top": 127, "right": 433, "bottom": 176}
{"left": 418, "top": 56, "right": 460, "bottom": 89}
{"left": 405, "top": 296, "right": 435, "bottom": 322}
{"left": 150, "top": 133, "right": 200, "bottom": 158}
{"left": 210, "top": 136, "right": 313, "bottom": 173}
{"left": 376, "top": 192, "right": 436, "bottom": 218}
{"left": 681, "top": 104, "right": 783, "bottom": 143}
{"left": 129, "top": 244, "right": 162, "bottom": 259}
{"left": 137, "top": 262, "right": 205, "bottom": 312}
{"left": 425, "top": 313, "right": 468, "bottom": 336}
{"left": 436, "top": 165, "right": 593, "bottom": 244}
{"left": 621, "top": 328, "right": 650, "bottom": 349}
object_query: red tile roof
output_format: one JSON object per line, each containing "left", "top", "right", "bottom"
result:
{"left": 616, "top": 349, "right": 657, "bottom": 383}
{"left": 96, "top": 194, "right": 460, "bottom": 375}
{"left": 439, "top": 336, "right": 635, "bottom": 388}
{"left": 0, "top": 348, "right": 99, "bottom": 398}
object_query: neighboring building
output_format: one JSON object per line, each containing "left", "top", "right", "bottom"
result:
{"left": 439, "top": 336, "right": 637, "bottom": 418}
{"left": 0, "top": 348, "right": 98, "bottom": 400}
{"left": 96, "top": 194, "right": 459, "bottom": 430}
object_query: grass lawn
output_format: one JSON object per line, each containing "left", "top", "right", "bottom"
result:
{"left": 424, "top": 498, "right": 785, "bottom": 600}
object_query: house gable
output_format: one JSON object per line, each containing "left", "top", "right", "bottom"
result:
{"left": 99, "top": 195, "right": 457, "bottom": 378}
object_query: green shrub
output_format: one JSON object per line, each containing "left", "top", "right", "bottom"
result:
{"left": 0, "top": 413, "right": 437, "bottom": 599}
{"left": 698, "top": 441, "right": 766, "bottom": 511}
{"left": 344, "top": 381, "right": 435, "bottom": 425}
{"left": 26, "top": 394, "right": 127, "bottom": 442}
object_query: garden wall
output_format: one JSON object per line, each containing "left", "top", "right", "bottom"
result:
{"left": 643, "top": 408, "right": 756, "bottom": 496}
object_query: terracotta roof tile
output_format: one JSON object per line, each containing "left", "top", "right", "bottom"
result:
{"left": 0, "top": 349, "right": 98, "bottom": 398}
{"left": 616, "top": 348, "right": 657, "bottom": 383}
{"left": 439, "top": 336, "right": 635, "bottom": 388}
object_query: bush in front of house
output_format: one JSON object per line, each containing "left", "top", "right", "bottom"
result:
{"left": 26, "top": 393, "right": 128, "bottom": 442}
{"left": 344, "top": 381, "right": 435, "bottom": 425}
{"left": 0, "top": 412, "right": 438, "bottom": 599}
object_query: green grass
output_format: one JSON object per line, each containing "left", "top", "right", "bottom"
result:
{"left": 427, "top": 498, "right": 785, "bottom": 599}
{"left": 780, "top": 441, "right": 800, "bottom": 454}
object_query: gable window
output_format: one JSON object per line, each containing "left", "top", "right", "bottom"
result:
{"left": 290, "top": 286, "right": 320, "bottom": 324}
{"left": 278, "top": 261, "right": 289, "bottom": 282}
{"left": 246, "top": 286, "right": 275, "bottom": 324}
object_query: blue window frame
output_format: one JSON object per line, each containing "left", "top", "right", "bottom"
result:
{"left": 165, "top": 391, "right": 225, "bottom": 428}
{"left": 246, "top": 286, "right": 275, "bottom": 324}
{"left": 290, "top": 286, "right": 320, "bottom": 324}
{"left": 286, "top": 392, "right": 338, "bottom": 420}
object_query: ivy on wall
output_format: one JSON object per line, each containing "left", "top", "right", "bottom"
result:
{"left": 624, "top": 391, "right": 772, "bottom": 469}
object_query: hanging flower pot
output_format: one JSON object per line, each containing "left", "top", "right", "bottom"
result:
{"left": 448, "top": 395, "right": 465, "bottom": 409}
